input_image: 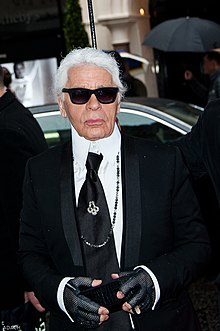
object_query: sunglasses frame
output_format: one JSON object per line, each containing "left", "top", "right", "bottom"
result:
{"left": 62, "top": 87, "right": 119, "bottom": 104}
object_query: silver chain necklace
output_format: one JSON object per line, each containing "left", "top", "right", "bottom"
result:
{"left": 81, "top": 153, "right": 120, "bottom": 248}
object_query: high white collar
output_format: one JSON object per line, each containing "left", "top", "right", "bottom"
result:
{"left": 71, "top": 123, "right": 121, "bottom": 170}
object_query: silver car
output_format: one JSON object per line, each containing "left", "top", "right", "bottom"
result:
{"left": 30, "top": 97, "right": 203, "bottom": 148}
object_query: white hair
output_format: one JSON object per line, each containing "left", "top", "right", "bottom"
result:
{"left": 55, "top": 47, "right": 127, "bottom": 99}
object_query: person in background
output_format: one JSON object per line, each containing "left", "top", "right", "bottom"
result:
{"left": 19, "top": 47, "right": 210, "bottom": 331}
{"left": 11, "top": 61, "right": 39, "bottom": 107}
{"left": 0, "top": 65, "right": 48, "bottom": 330}
{"left": 2, "top": 66, "right": 12, "bottom": 90}
{"left": 104, "top": 50, "right": 148, "bottom": 97}
{"left": 184, "top": 50, "right": 220, "bottom": 105}
{"left": 175, "top": 98, "right": 220, "bottom": 315}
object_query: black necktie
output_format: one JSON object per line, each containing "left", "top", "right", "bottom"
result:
{"left": 77, "top": 151, "right": 120, "bottom": 282}
{"left": 77, "top": 152, "right": 132, "bottom": 330}
{"left": 77, "top": 152, "right": 112, "bottom": 247}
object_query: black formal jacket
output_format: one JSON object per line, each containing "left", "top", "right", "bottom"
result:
{"left": 0, "top": 91, "right": 48, "bottom": 310}
{"left": 176, "top": 100, "right": 220, "bottom": 207}
{"left": 176, "top": 99, "right": 220, "bottom": 289}
{"left": 19, "top": 134, "right": 211, "bottom": 331}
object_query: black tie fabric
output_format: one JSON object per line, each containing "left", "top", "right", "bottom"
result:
{"left": 77, "top": 152, "right": 132, "bottom": 330}
{"left": 77, "top": 152, "right": 112, "bottom": 247}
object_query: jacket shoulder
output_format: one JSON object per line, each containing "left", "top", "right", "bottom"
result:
{"left": 123, "top": 133, "right": 178, "bottom": 156}
{"left": 28, "top": 141, "right": 71, "bottom": 167}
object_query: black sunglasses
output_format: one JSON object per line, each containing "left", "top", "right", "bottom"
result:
{"left": 62, "top": 87, "right": 119, "bottom": 104}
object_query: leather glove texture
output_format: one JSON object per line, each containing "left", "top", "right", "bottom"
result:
{"left": 63, "top": 277, "right": 101, "bottom": 329}
{"left": 119, "top": 267, "right": 155, "bottom": 314}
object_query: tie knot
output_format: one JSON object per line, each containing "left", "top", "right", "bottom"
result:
{"left": 86, "top": 152, "right": 103, "bottom": 181}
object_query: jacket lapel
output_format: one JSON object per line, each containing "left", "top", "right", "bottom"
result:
{"left": 121, "top": 135, "right": 142, "bottom": 270}
{"left": 60, "top": 141, "right": 83, "bottom": 266}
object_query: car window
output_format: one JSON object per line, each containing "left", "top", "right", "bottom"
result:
{"left": 123, "top": 98, "right": 201, "bottom": 127}
{"left": 118, "top": 112, "right": 183, "bottom": 143}
{"left": 34, "top": 111, "right": 71, "bottom": 148}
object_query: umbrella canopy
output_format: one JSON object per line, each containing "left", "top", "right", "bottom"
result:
{"left": 143, "top": 17, "right": 220, "bottom": 52}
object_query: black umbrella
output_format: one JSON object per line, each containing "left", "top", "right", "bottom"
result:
{"left": 143, "top": 17, "right": 220, "bottom": 52}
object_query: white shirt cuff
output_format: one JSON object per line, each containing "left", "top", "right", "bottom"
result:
{"left": 57, "top": 277, "right": 75, "bottom": 322}
{"left": 134, "top": 265, "right": 160, "bottom": 310}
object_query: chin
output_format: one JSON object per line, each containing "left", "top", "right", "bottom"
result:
{"left": 84, "top": 128, "right": 112, "bottom": 141}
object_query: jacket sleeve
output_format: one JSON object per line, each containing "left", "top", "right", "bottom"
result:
{"left": 19, "top": 160, "right": 63, "bottom": 313}
{"left": 144, "top": 147, "right": 211, "bottom": 300}
{"left": 174, "top": 112, "right": 207, "bottom": 179}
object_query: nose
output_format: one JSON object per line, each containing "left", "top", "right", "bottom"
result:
{"left": 86, "top": 93, "right": 101, "bottom": 110}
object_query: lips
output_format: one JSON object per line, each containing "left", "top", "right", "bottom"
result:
{"left": 85, "top": 118, "right": 103, "bottom": 125}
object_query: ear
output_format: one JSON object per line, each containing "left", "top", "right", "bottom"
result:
{"left": 116, "top": 93, "right": 122, "bottom": 114}
{"left": 57, "top": 96, "right": 67, "bottom": 118}
{"left": 116, "top": 100, "right": 121, "bottom": 114}
{"left": 115, "top": 117, "right": 121, "bottom": 130}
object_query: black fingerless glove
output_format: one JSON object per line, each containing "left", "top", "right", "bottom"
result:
{"left": 119, "top": 268, "right": 156, "bottom": 314}
{"left": 63, "top": 277, "right": 101, "bottom": 328}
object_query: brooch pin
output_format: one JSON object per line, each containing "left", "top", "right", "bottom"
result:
{"left": 87, "top": 201, "right": 99, "bottom": 215}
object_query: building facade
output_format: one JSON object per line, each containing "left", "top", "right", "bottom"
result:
{"left": 80, "top": 0, "right": 158, "bottom": 96}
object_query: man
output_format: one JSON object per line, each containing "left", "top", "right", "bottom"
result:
{"left": 0, "top": 65, "right": 47, "bottom": 328}
{"left": 176, "top": 100, "right": 220, "bottom": 204}
{"left": 19, "top": 48, "right": 211, "bottom": 331}
{"left": 184, "top": 50, "right": 220, "bottom": 105}
{"left": 175, "top": 99, "right": 220, "bottom": 305}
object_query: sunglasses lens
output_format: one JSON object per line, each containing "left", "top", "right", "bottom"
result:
{"left": 69, "top": 90, "right": 90, "bottom": 104}
{"left": 96, "top": 88, "right": 118, "bottom": 104}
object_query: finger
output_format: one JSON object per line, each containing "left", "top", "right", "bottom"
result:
{"left": 91, "top": 279, "right": 102, "bottom": 287}
{"left": 122, "top": 302, "right": 133, "bottom": 313}
{"left": 111, "top": 273, "right": 119, "bottom": 279}
{"left": 127, "top": 291, "right": 145, "bottom": 308}
{"left": 79, "top": 276, "right": 93, "bottom": 286}
{"left": 116, "top": 291, "right": 125, "bottom": 299}
{"left": 77, "top": 306, "right": 109, "bottom": 326}
{"left": 99, "top": 312, "right": 109, "bottom": 324}
{"left": 78, "top": 306, "right": 100, "bottom": 323}
{"left": 120, "top": 277, "right": 136, "bottom": 295}
{"left": 99, "top": 306, "right": 109, "bottom": 324}
{"left": 138, "top": 296, "right": 152, "bottom": 312}
{"left": 134, "top": 306, "right": 141, "bottom": 315}
{"left": 79, "top": 294, "right": 100, "bottom": 313}
{"left": 34, "top": 302, "right": 46, "bottom": 313}
{"left": 73, "top": 276, "right": 94, "bottom": 289}
{"left": 98, "top": 306, "right": 109, "bottom": 315}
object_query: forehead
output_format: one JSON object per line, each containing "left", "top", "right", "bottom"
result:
{"left": 16, "top": 64, "right": 24, "bottom": 68}
{"left": 66, "top": 64, "right": 113, "bottom": 87}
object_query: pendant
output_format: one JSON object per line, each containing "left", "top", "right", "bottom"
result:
{"left": 87, "top": 201, "right": 99, "bottom": 215}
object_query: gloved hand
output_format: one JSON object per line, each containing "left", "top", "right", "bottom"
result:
{"left": 63, "top": 277, "right": 109, "bottom": 328}
{"left": 117, "top": 268, "right": 155, "bottom": 314}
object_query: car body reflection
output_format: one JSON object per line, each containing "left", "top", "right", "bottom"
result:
{"left": 29, "top": 97, "right": 203, "bottom": 148}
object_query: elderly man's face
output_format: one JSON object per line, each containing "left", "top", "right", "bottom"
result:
{"left": 58, "top": 64, "right": 120, "bottom": 141}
